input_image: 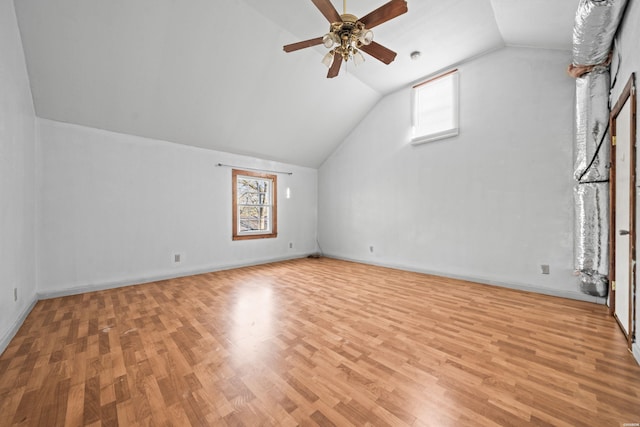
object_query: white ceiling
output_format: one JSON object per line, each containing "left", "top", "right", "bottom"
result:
{"left": 13, "top": 0, "right": 579, "bottom": 167}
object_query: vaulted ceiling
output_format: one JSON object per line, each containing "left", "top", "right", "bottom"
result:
{"left": 14, "top": 0, "right": 579, "bottom": 167}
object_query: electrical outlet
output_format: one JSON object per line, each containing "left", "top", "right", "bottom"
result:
{"left": 289, "top": 242, "right": 293, "bottom": 249}
{"left": 541, "top": 264, "right": 550, "bottom": 275}
{"left": 174, "top": 253, "right": 181, "bottom": 263}
{"left": 14, "top": 288, "right": 17, "bottom": 302}
{"left": 369, "top": 246, "right": 374, "bottom": 253}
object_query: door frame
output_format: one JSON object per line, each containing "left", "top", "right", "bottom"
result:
{"left": 609, "top": 73, "right": 637, "bottom": 349}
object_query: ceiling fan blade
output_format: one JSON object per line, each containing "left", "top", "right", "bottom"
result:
{"left": 359, "top": 0, "right": 408, "bottom": 29}
{"left": 327, "top": 53, "right": 342, "bottom": 78}
{"left": 360, "top": 42, "right": 397, "bottom": 64}
{"left": 283, "top": 37, "right": 324, "bottom": 53}
{"left": 311, "top": 0, "right": 342, "bottom": 23}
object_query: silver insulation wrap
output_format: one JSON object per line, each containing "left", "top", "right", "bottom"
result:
{"left": 574, "top": 183, "right": 609, "bottom": 297}
{"left": 570, "top": 0, "right": 628, "bottom": 297}
{"left": 572, "top": 0, "right": 628, "bottom": 66}
{"left": 574, "top": 69, "right": 611, "bottom": 296}
{"left": 574, "top": 69, "right": 611, "bottom": 182}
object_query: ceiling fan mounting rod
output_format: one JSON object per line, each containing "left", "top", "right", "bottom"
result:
{"left": 343, "top": 0, "right": 347, "bottom": 15}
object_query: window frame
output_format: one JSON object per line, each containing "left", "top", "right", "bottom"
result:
{"left": 411, "top": 69, "right": 459, "bottom": 145}
{"left": 232, "top": 169, "right": 278, "bottom": 241}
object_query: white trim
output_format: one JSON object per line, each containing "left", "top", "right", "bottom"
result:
{"left": 0, "top": 296, "right": 38, "bottom": 356}
{"left": 2, "top": 255, "right": 312, "bottom": 355}
{"left": 323, "top": 253, "right": 607, "bottom": 304}
{"left": 2, "top": 254, "right": 613, "bottom": 357}
{"left": 411, "top": 128, "right": 459, "bottom": 145}
{"left": 37, "top": 254, "right": 311, "bottom": 300}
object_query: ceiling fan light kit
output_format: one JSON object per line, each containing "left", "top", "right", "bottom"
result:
{"left": 320, "top": 14, "right": 374, "bottom": 69}
{"left": 283, "top": 0, "right": 408, "bottom": 78}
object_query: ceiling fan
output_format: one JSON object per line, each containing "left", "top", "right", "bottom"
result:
{"left": 283, "top": 0, "right": 408, "bottom": 78}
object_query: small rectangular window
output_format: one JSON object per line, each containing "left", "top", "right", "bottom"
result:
{"left": 232, "top": 169, "right": 277, "bottom": 240}
{"left": 411, "top": 69, "right": 459, "bottom": 145}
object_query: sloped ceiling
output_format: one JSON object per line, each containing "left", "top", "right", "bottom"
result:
{"left": 13, "top": 0, "right": 578, "bottom": 168}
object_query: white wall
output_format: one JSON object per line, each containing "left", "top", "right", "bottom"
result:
{"left": 0, "top": 0, "right": 37, "bottom": 351}
{"left": 318, "top": 47, "right": 587, "bottom": 301}
{"left": 37, "top": 119, "right": 317, "bottom": 297}
{"left": 611, "top": 0, "right": 640, "bottom": 363}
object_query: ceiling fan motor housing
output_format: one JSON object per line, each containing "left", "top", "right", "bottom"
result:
{"left": 327, "top": 15, "right": 373, "bottom": 62}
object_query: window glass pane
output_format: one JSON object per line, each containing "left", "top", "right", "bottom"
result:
{"left": 238, "top": 178, "right": 271, "bottom": 206}
{"left": 238, "top": 191, "right": 259, "bottom": 205}
{"left": 236, "top": 175, "right": 272, "bottom": 233}
{"left": 239, "top": 206, "right": 270, "bottom": 232}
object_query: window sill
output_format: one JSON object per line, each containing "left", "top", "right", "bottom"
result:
{"left": 233, "top": 232, "right": 278, "bottom": 241}
{"left": 411, "top": 128, "right": 459, "bottom": 146}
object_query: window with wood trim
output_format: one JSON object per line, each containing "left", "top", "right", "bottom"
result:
{"left": 232, "top": 169, "right": 277, "bottom": 240}
{"left": 411, "top": 69, "right": 459, "bottom": 145}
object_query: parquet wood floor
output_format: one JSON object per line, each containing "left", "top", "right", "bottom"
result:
{"left": 0, "top": 257, "right": 638, "bottom": 426}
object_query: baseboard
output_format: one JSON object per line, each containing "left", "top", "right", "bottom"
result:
{"left": 6, "top": 253, "right": 607, "bottom": 355}
{"left": 37, "top": 254, "right": 311, "bottom": 300}
{"left": 324, "top": 254, "right": 606, "bottom": 304}
{"left": 633, "top": 342, "right": 640, "bottom": 365}
{"left": 0, "top": 296, "right": 38, "bottom": 356}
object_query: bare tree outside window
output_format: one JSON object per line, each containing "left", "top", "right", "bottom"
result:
{"left": 237, "top": 177, "right": 270, "bottom": 231}
{"left": 232, "top": 170, "right": 277, "bottom": 240}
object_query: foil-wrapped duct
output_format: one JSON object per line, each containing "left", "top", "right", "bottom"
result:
{"left": 574, "top": 183, "right": 609, "bottom": 297}
{"left": 573, "top": 69, "right": 610, "bottom": 297}
{"left": 578, "top": 269, "right": 609, "bottom": 297}
{"left": 574, "top": 68, "right": 610, "bottom": 182}
{"left": 572, "top": 0, "right": 629, "bottom": 66}
{"left": 571, "top": 0, "right": 626, "bottom": 297}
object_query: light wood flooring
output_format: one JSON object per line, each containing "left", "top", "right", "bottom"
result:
{"left": 0, "top": 257, "right": 639, "bottom": 426}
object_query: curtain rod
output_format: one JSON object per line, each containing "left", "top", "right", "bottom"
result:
{"left": 412, "top": 68, "right": 458, "bottom": 89}
{"left": 216, "top": 163, "right": 293, "bottom": 176}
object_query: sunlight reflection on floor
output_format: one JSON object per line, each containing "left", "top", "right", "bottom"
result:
{"left": 230, "top": 283, "right": 275, "bottom": 361}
